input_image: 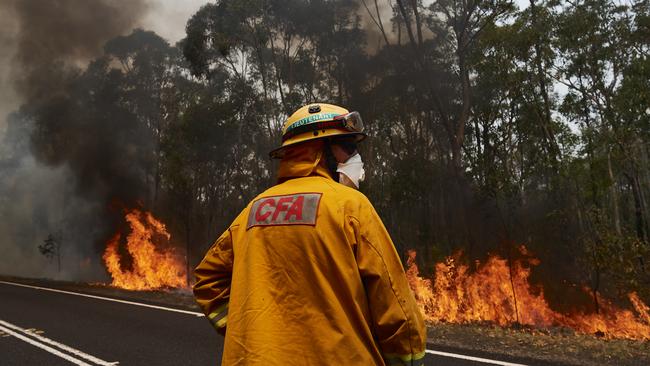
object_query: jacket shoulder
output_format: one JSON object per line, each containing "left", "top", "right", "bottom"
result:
{"left": 330, "top": 182, "right": 372, "bottom": 205}
{"left": 317, "top": 180, "right": 379, "bottom": 222}
{"left": 241, "top": 177, "right": 376, "bottom": 219}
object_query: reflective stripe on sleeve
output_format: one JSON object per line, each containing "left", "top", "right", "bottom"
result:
{"left": 383, "top": 350, "right": 426, "bottom": 366}
{"left": 207, "top": 303, "right": 228, "bottom": 329}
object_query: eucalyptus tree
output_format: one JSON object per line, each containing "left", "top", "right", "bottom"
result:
{"left": 104, "top": 29, "right": 176, "bottom": 205}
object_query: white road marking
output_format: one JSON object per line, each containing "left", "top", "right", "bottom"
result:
{"left": 426, "top": 349, "right": 527, "bottom": 366}
{"left": 0, "top": 324, "right": 92, "bottom": 366}
{"left": 0, "top": 320, "right": 119, "bottom": 365}
{"left": 0, "top": 280, "right": 203, "bottom": 317}
{"left": 1, "top": 280, "right": 530, "bottom": 365}
{"left": 0, "top": 322, "right": 102, "bottom": 366}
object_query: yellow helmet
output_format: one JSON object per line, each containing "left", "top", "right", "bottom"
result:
{"left": 270, "top": 103, "right": 367, "bottom": 159}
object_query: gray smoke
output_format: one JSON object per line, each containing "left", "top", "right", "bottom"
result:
{"left": 12, "top": 0, "right": 149, "bottom": 100}
{"left": 0, "top": 1, "right": 19, "bottom": 138}
{"left": 0, "top": 0, "right": 150, "bottom": 280}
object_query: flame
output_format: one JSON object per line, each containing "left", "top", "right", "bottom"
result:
{"left": 102, "top": 208, "right": 187, "bottom": 291}
{"left": 406, "top": 247, "right": 650, "bottom": 340}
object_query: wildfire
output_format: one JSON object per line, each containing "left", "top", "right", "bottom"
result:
{"left": 406, "top": 248, "right": 650, "bottom": 340}
{"left": 103, "top": 208, "right": 187, "bottom": 291}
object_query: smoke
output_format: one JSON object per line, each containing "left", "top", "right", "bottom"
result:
{"left": 12, "top": 0, "right": 149, "bottom": 99}
{"left": 0, "top": 1, "right": 19, "bottom": 138}
{"left": 355, "top": 0, "right": 437, "bottom": 53}
{"left": 355, "top": 0, "right": 396, "bottom": 53}
{"left": 0, "top": 0, "right": 150, "bottom": 280}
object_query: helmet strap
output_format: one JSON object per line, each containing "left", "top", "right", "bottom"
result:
{"left": 323, "top": 140, "right": 340, "bottom": 182}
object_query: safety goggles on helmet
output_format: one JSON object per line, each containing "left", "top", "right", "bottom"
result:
{"left": 281, "top": 111, "right": 364, "bottom": 142}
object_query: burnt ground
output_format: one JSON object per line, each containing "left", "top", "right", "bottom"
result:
{"left": 1, "top": 275, "right": 648, "bottom": 366}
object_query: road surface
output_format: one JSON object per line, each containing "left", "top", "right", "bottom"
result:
{"left": 0, "top": 280, "right": 533, "bottom": 366}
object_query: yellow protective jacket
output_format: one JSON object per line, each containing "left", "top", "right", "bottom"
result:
{"left": 193, "top": 141, "right": 426, "bottom": 365}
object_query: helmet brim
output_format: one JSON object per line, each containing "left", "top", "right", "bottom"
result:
{"left": 269, "top": 131, "right": 367, "bottom": 159}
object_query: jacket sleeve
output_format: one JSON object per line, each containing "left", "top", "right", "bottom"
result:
{"left": 193, "top": 225, "right": 236, "bottom": 335}
{"left": 351, "top": 203, "right": 427, "bottom": 366}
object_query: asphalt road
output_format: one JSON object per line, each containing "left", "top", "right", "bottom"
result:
{"left": 0, "top": 280, "right": 531, "bottom": 366}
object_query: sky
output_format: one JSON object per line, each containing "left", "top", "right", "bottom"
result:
{"left": 141, "top": 0, "right": 207, "bottom": 44}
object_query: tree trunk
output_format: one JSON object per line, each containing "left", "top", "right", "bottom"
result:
{"left": 630, "top": 173, "right": 647, "bottom": 244}
{"left": 607, "top": 149, "right": 622, "bottom": 235}
{"left": 530, "top": 0, "right": 559, "bottom": 171}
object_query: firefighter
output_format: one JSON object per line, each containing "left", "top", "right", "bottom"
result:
{"left": 193, "top": 103, "right": 426, "bottom": 365}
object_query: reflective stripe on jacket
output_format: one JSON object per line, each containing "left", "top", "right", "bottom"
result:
{"left": 193, "top": 141, "right": 426, "bottom": 365}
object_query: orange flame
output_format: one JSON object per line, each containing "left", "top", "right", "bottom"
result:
{"left": 406, "top": 247, "right": 650, "bottom": 340}
{"left": 102, "top": 208, "right": 187, "bottom": 291}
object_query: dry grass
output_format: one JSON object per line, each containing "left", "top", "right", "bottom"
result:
{"left": 427, "top": 321, "right": 650, "bottom": 366}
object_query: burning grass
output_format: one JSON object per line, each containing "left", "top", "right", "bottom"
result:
{"left": 102, "top": 208, "right": 187, "bottom": 291}
{"left": 406, "top": 247, "right": 650, "bottom": 341}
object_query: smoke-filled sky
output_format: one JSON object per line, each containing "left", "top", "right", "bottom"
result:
{"left": 0, "top": 0, "right": 204, "bottom": 134}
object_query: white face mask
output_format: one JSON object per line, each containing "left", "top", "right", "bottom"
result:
{"left": 336, "top": 153, "right": 365, "bottom": 189}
